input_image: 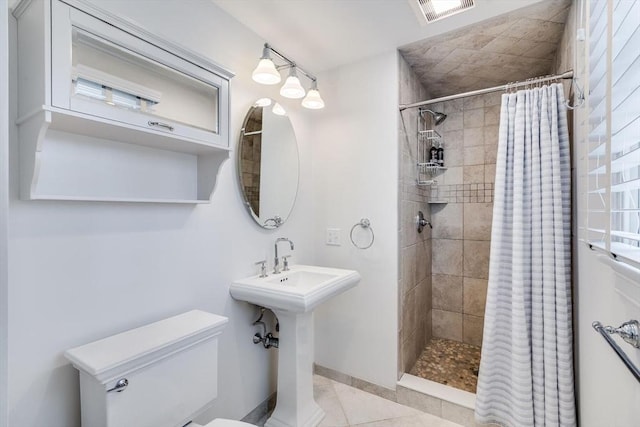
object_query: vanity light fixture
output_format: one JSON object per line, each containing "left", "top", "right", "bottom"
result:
{"left": 280, "top": 67, "right": 306, "bottom": 99}
{"left": 252, "top": 43, "right": 325, "bottom": 109}
{"left": 252, "top": 46, "right": 282, "bottom": 85}
{"left": 301, "top": 80, "right": 325, "bottom": 109}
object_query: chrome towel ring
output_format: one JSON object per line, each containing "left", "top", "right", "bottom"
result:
{"left": 350, "top": 218, "right": 375, "bottom": 249}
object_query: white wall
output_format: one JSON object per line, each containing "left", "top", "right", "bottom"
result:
{"left": 575, "top": 248, "right": 640, "bottom": 427}
{"left": 1, "top": 3, "right": 10, "bottom": 426}
{"left": 312, "top": 51, "right": 400, "bottom": 390}
{"left": 7, "top": 1, "right": 315, "bottom": 426}
{"left": 572, "top": 0, "right": 640, "bottom": 420}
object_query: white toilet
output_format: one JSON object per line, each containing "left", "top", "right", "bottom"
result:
{"left": 65, "top": 310, "right": 256, "bottom": 427}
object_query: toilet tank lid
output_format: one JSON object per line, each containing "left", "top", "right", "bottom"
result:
{"left": 64, "top": 310, "right": 228, "bottom": 383}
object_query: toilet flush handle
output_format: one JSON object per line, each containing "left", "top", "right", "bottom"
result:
{"left": 107, "top": 378, "right": 129, "bottom": 393}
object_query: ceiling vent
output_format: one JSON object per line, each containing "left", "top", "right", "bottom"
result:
{"left": 410, "top": 0, "right": 476, "bottom": 25}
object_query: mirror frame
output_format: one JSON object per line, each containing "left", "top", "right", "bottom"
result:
{"left": 237, "top": 99, "right": 300, "bottom": 229}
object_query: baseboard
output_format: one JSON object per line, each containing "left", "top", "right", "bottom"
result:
{"left": 313, "top": 363, "right": 397, "bottom": 402}
{"left": 241, "top": 392, "right": 276, "bottom": 425}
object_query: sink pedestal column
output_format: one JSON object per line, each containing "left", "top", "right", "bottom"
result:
{"left": 265, "top": 310, "right": 324, "bottom": 427}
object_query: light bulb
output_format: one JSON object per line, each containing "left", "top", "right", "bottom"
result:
{"left": 302, "top": 81, "right": 325, "bottom": 109}
{"left": 252, "top": 58, "right": 281, "bottom": 85}
{"left": 280, "top": 68, "right": 306, "bottom": 99}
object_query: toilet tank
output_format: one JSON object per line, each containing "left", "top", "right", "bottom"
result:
{"left": 65, "top": 310, "right": 229, "bottom": 427}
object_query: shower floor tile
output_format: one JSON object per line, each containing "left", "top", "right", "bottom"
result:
{"left": 409, "top": 338, "right": 481, "bottom": 393}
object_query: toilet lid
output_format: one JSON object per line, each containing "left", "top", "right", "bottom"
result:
{"left": 203, "top": 419, "right": 256, "bottom": 427}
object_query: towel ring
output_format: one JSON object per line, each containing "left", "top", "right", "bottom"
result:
{"left": 350, "top": 218, "right": 375, "bottom": 250}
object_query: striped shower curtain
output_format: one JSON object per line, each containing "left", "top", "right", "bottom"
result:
{"left": 475, "top": 84, "right": 576, "bottom": 427}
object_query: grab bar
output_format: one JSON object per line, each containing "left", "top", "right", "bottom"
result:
{"left": 592, "top": 320, "right": 640, "bottom": 383}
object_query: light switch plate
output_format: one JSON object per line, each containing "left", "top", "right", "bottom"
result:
{"left": 326, "top": 228, "right": 341, "bottom": 246}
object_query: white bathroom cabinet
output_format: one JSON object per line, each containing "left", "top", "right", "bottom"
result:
{"left": 13, "top": 0, "right": 234, "bottom": 203}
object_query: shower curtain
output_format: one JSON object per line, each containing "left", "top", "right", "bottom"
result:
{"left": 475, "top": 83, "right": 576, "bottom": 427}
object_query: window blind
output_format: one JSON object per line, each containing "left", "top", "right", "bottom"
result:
{"left": 586, "top": 0, "right": 608, "bottom": 250}
{"left": 586, "top": 0, "right": 640, "bottom": 268}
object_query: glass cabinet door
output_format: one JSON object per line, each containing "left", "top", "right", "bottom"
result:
{"left": 71, "top": 28, "right": 219, "bottom": 134}
{"left": 51, "top": 2, "right": 229, "bottom": 147}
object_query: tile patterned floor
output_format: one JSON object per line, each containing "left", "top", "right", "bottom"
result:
{"left": 409, "top": 339, "right": 481, "bottom": 393}
{"left": 255, "top": 375, "right": 464, "bottom": 427}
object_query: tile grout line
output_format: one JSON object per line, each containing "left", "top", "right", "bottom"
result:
{"left": 328, "top": 378, "right": 352, "bottom": 427}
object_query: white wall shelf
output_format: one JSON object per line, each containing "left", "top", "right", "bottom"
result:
{"left": 13, "top": 0, "right": 234, "bottom": 203}
{"left": 29, "top": 195, "right": 212, "bottom": 204}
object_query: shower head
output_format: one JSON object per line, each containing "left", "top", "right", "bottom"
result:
{"left": 421, "top": 109, "right": 447, "bottom": 125}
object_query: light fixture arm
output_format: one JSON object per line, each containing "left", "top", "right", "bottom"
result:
{"left": 263, "top": 43, "right": 317, "bottom": 85}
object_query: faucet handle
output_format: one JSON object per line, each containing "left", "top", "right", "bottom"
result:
{"left": 255, "top": 260, "right": 268, "bottom": 278}
{"left": 282, "top": 255, "right": 292, "bottom": 271}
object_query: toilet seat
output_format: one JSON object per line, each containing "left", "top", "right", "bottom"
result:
{"left": 195, "top": 419, "right": 256, "bottom": 427}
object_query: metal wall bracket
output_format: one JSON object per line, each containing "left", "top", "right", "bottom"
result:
{"left": 604, "top": 319, "right": 640, "bottom": 348}
{"left": 593, "top": 320, "right": 640, "bottom": 383}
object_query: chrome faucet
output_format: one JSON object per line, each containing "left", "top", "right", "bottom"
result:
{"left": 274, "top": 237, "right": 294, "bottom": 274}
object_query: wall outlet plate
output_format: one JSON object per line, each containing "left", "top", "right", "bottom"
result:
{"left": 326, "top": 228, "right": 341, "bottom": 246}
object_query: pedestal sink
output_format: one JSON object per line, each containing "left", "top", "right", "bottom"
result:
{"left": 230, "top": 265, "right": 361, "bottom": 427}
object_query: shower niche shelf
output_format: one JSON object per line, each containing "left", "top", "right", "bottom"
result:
{"left": 425, "top": 172, "right": 448, "bottom": 204}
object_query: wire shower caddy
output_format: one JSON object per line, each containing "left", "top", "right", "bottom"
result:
{"left": 416, "top": 109, "right": 446, "bottom": 185}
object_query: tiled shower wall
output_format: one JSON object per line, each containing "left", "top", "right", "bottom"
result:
{"left": 398, "top": 54, "right": 432, "bottom": 377}
{"left": 240, "top": 108, "right": 263, "bottom": 215}
{"left": 427, "top": 92, "right": 501, "bottom": 347}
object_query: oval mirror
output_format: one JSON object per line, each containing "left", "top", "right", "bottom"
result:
{"left": 238, "top": 99, "right": 299, "bottom": 229}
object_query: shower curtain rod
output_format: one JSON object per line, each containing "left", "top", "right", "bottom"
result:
{"left": 399, "top": 70, "right": 574, "bottom": 111}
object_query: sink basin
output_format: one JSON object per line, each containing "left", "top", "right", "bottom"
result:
{"left": 230, "top": 264, "right": 361, "bottom": 313}
{"left": 231, "top": 264, "right": 360, "bottom": 427}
